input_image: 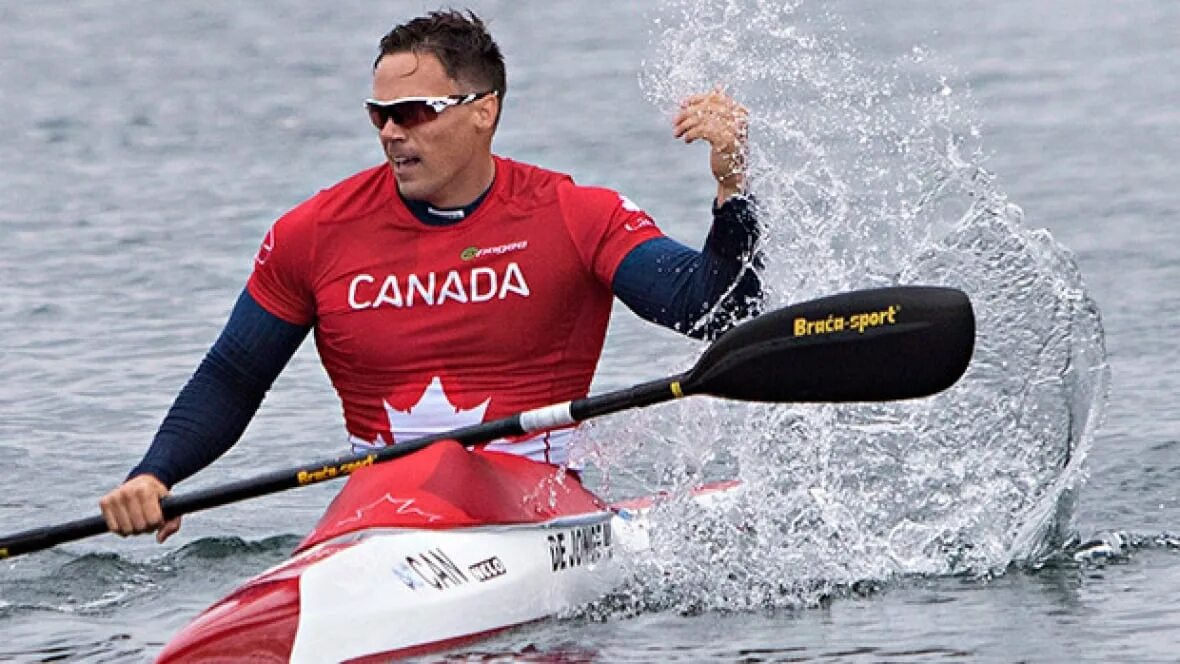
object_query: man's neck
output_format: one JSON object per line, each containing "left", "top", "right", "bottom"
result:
{"left": 430, "top": 154, "right": 496, "bottom": 209}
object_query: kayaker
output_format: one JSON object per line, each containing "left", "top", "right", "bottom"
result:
{"left": 99, "top": 9, "right": 761, "bottom": 542}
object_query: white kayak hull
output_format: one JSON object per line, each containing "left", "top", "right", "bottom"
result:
{"left": 156, "top": 441, "right": 734, "bottom": 662}
{"left": 291, "top": 512, "right": 640, "bottom": 661}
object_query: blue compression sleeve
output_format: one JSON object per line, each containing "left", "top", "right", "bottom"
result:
{"left": 128, "top": 290, "right": 310, "bottom": 488}
{"left": 612, "top": 195, "right": 763, "bottom": 339}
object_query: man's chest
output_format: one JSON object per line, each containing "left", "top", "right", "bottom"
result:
{"left": 310, "top": 216, "right": 609, "bottom": 368}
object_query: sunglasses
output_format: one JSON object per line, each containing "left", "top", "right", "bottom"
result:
{"left": 364, "top": 90, "right": 497, "bottom": 130}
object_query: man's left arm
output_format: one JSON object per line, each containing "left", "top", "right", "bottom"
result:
{"left": 613, "top": 89, "right": 763, "bottom": 339}
{"left": 612, "top": 196, "right": 762, "bottom": 339}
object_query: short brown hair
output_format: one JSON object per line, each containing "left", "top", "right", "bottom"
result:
{"left": 375, "top": 9, "right": 507, "bottom": 101}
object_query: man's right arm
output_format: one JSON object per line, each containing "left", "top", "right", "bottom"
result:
{"left": 99, "top": 289, "right": 310, "bottom": 538}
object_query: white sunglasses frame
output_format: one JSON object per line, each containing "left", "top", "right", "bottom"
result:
{"left": 364, "top": 90, "right": 498, "bottom": 127}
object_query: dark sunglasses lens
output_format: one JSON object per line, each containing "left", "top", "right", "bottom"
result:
{"left": 367, "top": 101, "right": 438, "bottom": 129}
{"left": 367, "top": 104, "right": 385, "bottom": 129}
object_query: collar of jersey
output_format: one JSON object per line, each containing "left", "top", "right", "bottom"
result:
{"left": 399, "top": 180, "right": 494, "bottom": 227}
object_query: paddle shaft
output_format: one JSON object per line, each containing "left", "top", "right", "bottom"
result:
{"left": 0, "top": 376, "right": 685, "bottom": 559}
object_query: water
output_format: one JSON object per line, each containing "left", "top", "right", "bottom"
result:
{"left": 1, "top": 1, "right": 1177, "bottom": 661}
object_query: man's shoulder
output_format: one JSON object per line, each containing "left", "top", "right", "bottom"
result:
{"left": 494, "top": 156, "right": 628, "bottom": 209}
{"left": 283, "top": 164, "right": 392, "bottom": 228}
{"left": 556, "top": 182, "right": 643, "bottom": 222}
{"left": 493, "top": 156, "right": 576, "bottom": 204}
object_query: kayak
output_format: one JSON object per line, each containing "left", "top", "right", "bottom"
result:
{"left": 156, "top": 440, "right": 741, "bottom": 662}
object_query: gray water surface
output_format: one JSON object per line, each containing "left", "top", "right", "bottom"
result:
{"left": 1, "top": 1, "right": 1177, "bottom": 661}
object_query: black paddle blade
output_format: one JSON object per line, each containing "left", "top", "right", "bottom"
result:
{"left": 683, "top": 286, "right": 975, "bottom": 402}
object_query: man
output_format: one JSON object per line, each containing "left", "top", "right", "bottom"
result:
{"left": 100, "top": 10, "right": 760, "bottom": 542}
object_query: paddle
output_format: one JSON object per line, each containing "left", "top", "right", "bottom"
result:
{"left": 0, "top": 285, "right": 974, "bottom": 559}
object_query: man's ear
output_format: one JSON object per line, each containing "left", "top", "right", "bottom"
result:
{"left": 473, "top": 94, "right": 499, "bottom": 131}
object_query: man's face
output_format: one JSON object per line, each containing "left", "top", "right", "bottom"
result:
{"left": 371, "top": 51, "right": 497, "bottom": 207}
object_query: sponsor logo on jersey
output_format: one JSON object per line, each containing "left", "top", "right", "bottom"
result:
{"left": 618, "top": 194, "right": 643, "bottom": 212}
{"left": 348, "top": 262, "right": 531, "bottom": 310}
{"left": 460, "top": 240, "right": 529, "bottom": 261}
{"left": 618, "top": 194, "right": 655, "bottom": 232}
{"left": 254, "top": 228, "right": 276, "bottom": 265}
{"left": 623, "top": 217, "right": 655, "bottom": 232}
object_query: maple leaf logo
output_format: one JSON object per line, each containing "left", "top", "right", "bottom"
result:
{"left": 384, "top": 376, "right": 490, "bottom": 444}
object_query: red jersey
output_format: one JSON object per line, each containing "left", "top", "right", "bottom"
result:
{"left": 246, "top": 156, "right": 662, "bottom": 464}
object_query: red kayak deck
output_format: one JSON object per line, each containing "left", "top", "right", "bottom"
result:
{"left": 299, "top": 441, "right": 605, "bottom": 551}
{"left": 156, "top": 441, "right": 608, "bottom": 663}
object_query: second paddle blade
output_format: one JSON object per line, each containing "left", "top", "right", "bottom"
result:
{"left": 684, "top": 286, "right": 976, "bottom": 403}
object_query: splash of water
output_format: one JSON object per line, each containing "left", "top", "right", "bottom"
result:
{"left": 586, "top": 0, "right": 1109, "bottom": 614}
